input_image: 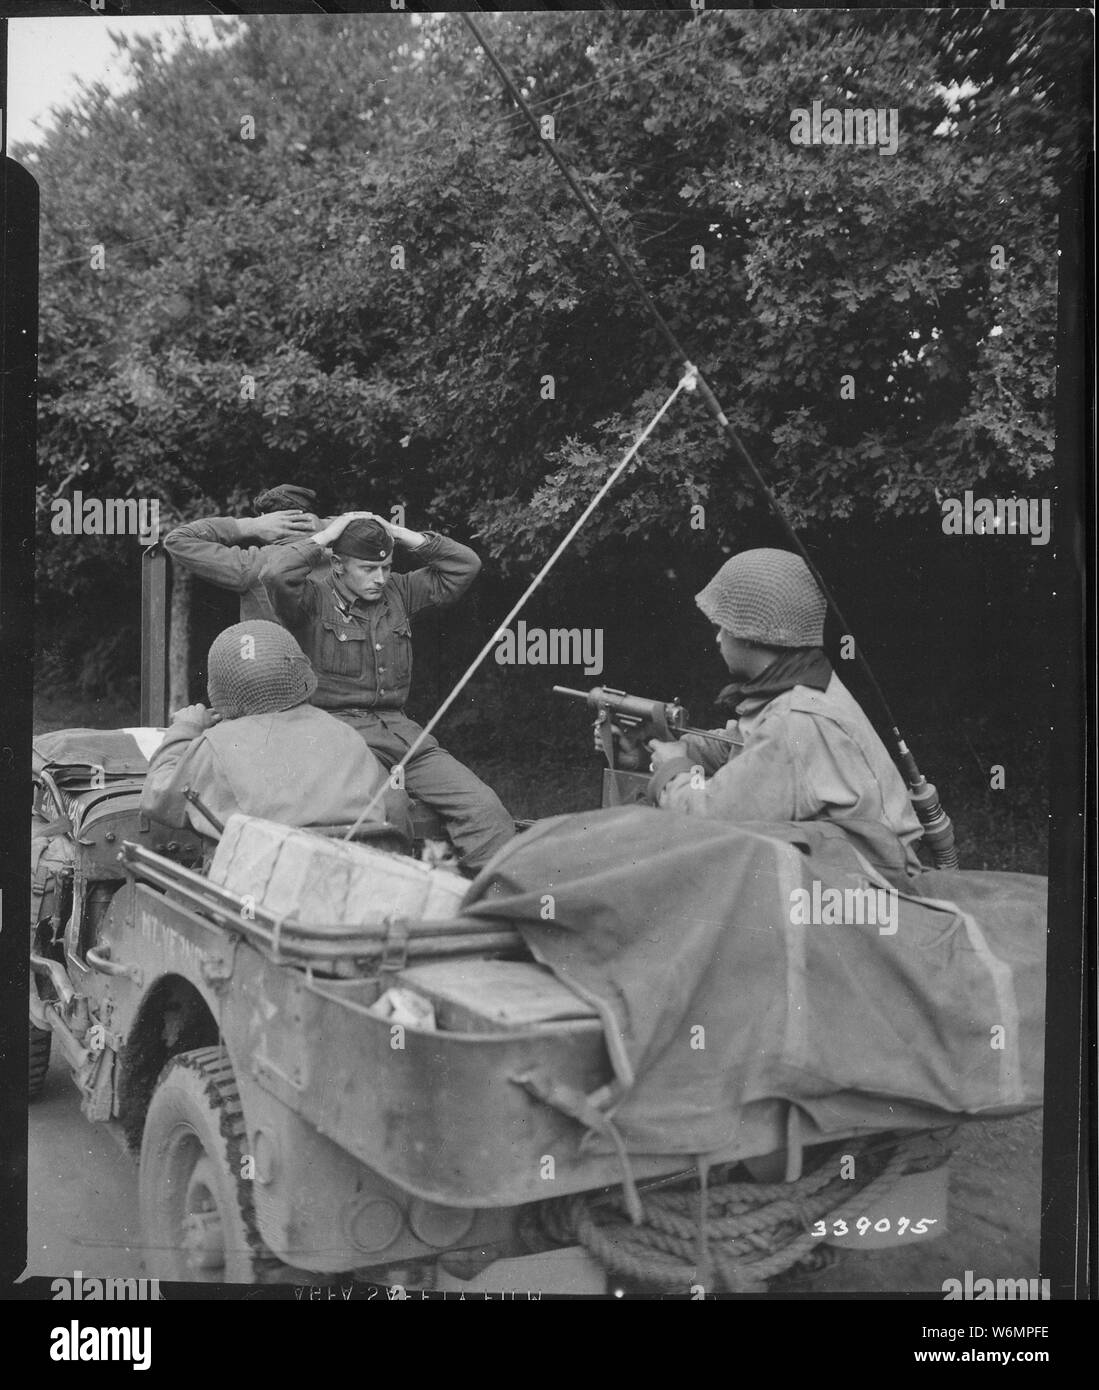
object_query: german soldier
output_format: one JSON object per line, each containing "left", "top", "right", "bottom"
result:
{"left": 162, "top": 484, "right": 323, "bottom": 621}
{"left": 260, "top": 511, "right": 515, "bottom": 873}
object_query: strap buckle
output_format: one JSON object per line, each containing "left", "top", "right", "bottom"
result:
{"left": 380, "top": 916, "right": 411, "bottom": 974}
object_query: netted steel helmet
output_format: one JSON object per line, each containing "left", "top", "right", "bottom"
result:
{"left": 695, "top": 548, "right": 826, "bottom": 648}
{"left": 207, "top": 621, "right": 318, "bottom": 718}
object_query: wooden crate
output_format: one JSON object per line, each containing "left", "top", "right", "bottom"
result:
{"left": 208, "top": 814, "right": 468, "bottom": 931}
{"left": 395, "top": 958, "right": 601, "bottom": 1035}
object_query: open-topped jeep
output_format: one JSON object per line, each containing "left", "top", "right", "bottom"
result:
{"left": 28, "top": 547, "right": 1045, "bottom": 1293}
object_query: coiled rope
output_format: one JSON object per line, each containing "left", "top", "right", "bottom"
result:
{"left": 538, "top": 1132, "right": 946, "bottom": 1293}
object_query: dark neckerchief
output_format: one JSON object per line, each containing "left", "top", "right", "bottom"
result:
{"left": 716, "top": 646, "right": 832, "bottom": 712}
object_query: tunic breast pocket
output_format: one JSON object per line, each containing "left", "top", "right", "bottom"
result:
{"left": 391, "top": 622, "right": 413, "bottom": 684}
{"left": 319, "top": 619, "right": 368, "bottom": 678}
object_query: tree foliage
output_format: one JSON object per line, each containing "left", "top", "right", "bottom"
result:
{"left": 23, "top": 9, "right": 1085, "bottom": 686}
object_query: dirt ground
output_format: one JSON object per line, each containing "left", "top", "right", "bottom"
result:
{"left": 24, "top": 1036, "right": 1042, "bottom": 1297}
{"left": 797, "top": 1111, "right": 1044, "bottom": 1294}
{"left": 23, "top": 1051, "right": 143, "bottom": 1283}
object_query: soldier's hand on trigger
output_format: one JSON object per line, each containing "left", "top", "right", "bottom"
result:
{"left": 170, "top": 703, "right": 222, "bottom": 730}
{"left": 648, "top": 738, "right": 689, "bottom": 768}
{"left": 249, "top": 510, "right": 317, "bottom": 543}
{"left": 592, "top": 715, "right": 648, "bottom": 770}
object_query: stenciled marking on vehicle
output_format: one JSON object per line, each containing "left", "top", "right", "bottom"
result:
{"left": 138, "top": 909, "right": 208, "bottom": 970}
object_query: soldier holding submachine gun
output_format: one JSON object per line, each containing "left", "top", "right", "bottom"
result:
{"left": 558, "top": 548, "right": 925, "bottom": 884}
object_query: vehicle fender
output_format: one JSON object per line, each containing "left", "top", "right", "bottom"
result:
{"left": 234, "top": 1071, "right": 513, "bottom": 1277}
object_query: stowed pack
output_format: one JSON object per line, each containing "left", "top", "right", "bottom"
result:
{"left": 33, "top": 727, "right": 166, "bottom": 790}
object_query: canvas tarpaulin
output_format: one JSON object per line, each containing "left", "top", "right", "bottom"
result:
{"left": 33, "top": 727, "right": 165, "bottom": 785}
{"left": 461, "top": 806, "right": 1046, "bottom": 1157}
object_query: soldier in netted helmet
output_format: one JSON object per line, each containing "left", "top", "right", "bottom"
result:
{"left": 644, "top": 548, "right": 923, "bottom": 877}
{"left": 140, "top": 620, "right": 390, "bottom": 836}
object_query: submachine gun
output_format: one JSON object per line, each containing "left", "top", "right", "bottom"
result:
{"left": 554, "top": 685, "right": 747, "bottom": 810}
{"left": 554, "top": 685, "right": 740, "bottom": 769}
{"left": 465, "top": 11, "right": 959, "bottom": 870}
{"left": 554, "top": 685, "right": 958, "bottom": 870}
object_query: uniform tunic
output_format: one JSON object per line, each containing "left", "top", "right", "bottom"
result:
{"left": 259, "top": 531, "right": 473, "bottom": 711}
{"left": 649, "top": 673, "right": 924, "bottom": 876}
{"left": 163, "top": 516, "right": 329, "bottom": 619}
{"left": 260, "top": 533, "right": 515, "bottom": 871}
{"left": 140, "top": 704, "right": 388, "bottom": 835}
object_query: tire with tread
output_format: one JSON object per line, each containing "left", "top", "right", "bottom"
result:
{"left": 139, "top": 1044, "right": 294, "bottom": 1284}
{"left": 29, "top": 1024, "right": 52, "bottom": 1100}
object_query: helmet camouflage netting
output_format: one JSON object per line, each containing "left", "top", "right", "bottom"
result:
{"left": 695, "top": 548, "right": 826, "bottom": 648}
{"left": 206, "top": 621, "right": 318, "bottom": 718}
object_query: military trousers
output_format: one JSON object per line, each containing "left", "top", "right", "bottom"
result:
{"left": 331, "top": 708, "right": 515, "bottom": 872}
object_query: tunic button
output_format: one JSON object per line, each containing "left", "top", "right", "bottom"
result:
{"left": 337, "top": 633, "right": 347, "bottom": 642}
{"left": 375, "top": 643, "right": 382, "bottom": 650}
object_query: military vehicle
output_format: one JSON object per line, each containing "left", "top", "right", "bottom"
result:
{"left": 29, "top": 547, "right": 1042, "bottom": 1295}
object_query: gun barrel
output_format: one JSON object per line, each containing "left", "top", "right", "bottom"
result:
{"left": 680, "top": 725, "right": 738, "bottom": 747}
{"left": 554, "top": 685, "right": 745, "bottom": 749}
{"left": 183, "top": 785, "right": 225, "bottom": 835}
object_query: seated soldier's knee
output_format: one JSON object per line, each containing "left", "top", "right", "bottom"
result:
{"left": 381, "top": 786, "right": 416, "bottom": 841}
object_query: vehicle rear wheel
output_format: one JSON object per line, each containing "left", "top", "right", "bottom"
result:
{"left": 139, "top": 1045, "right": 293, "bottom": 1284}
{"left": 28, "top": 1024, "right": 52, "bottom": 1100}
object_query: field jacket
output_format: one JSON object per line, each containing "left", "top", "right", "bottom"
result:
{"left": 140, "top": 704, "right": 386, "bottom": 835}
{"left": 648, "top": 673, "right": 924, "bottom": 873}
{"left": 163, "top": 516, "right": 329, "bottom": 619}
{"left": 259, "top": 533, "right": 480, "bottom": 713}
